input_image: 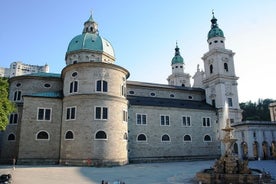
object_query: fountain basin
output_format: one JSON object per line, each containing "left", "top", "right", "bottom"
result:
{"left": 196, "top": 168, "right": 271, "bottom": 184}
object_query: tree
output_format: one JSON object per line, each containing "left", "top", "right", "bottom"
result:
{"left": 0, "top": 77, "right": 15, "bottom": 130}
{"left": 240, "top": 98, "right": 274, "bottom": 121}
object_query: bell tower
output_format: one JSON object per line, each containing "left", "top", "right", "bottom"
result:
{"left": 167, "top": 43, "right": 191, "bottom": 87}
{"left": 202, "top": 12, "right": 242, "bottom": 126}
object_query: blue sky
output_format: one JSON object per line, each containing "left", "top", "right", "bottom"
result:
{"left": 1, "top": 0, "right": 276, "bottom": 102}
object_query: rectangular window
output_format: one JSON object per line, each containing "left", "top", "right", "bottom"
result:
{"left": 202, "top": 117, "right": 211, "bottom": 127}
{"left": 228, "top": 98, "right": 233, "bottom": 107}
{"left": 182, "top": 116, "right": 191, "bottom": 126}
{"left": 13, "top": 91, "right": 21, "bottom": 101}
{"left": 121, "top": 84, "right": 126, "bottom": 97}
{"left": 95, "top": 107, "right": 108, "bottom": 120}
{"left": 102, "top": 107, "right": 108, "bottom": 119}
{"left": 45, "top": 109, "right": 51, "bottom": 120}
{"left": 103, "top": 81, "right": 108, "bottom": 92}
{"left": 66, "top": 107, "right": 76, "bottom": 120}
{"left": 37, "top": 108, "right": 52, "bottom": 121}
{"left": 136, "top": 114, "right": 147, "bottom": 125}
{"left": 160, "top": 115, "right": 170, "bottom": 126}
{"left": 96, "top": 80, "right": 102, "bottom": 91}
{"left": 69, "top": 81, "right": 78, "bottom": 93}
{"left": 9, "top": 113, "right": 18, "bottom": 124}
{"left": 123, "top": 110, "right": 128, "bottom": 122}
{"left": 96, "top": 80, "right": 108, "bottom": 92}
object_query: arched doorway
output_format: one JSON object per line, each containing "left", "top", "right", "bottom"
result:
{"left": 241, "top": 142, "right": 248, "bottom": 159}
{"left": 262, "top": 141, "right": 269, "bottom": 160}
{"left": 253, "top": 141, "right": 259, "bottom": 160}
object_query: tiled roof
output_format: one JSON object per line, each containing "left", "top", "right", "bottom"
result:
{"left": 127, "top": 96, "right": 215, "bottom": 110}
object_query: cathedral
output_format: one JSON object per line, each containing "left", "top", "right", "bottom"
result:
{"left": 1, "top": 13, "right": 276, "bottom": 166}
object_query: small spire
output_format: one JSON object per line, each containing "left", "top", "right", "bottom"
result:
{"left": 175, "top": 42, "right": 180, "bottom": 56}
{"left": 211, "top": 10, "right": 218, "bottom": 28}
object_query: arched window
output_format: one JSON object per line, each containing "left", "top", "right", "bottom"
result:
{"left": 161, "top": 134, "right": 170, "bottom": 142}
{"left": 204, "top": 135, "right": 211, "bottom": 142}
{"left": 184, "top": 135, "right": 192, "bottom": 142}
{"left": 65, "top": 131, "right": 74, "bottom": 140}
{"left": 36, "top": 131, "right": 49, "bottom": 140}
{"left": 224, "top": 63, "right": 228, "bottom": 72}
{"left": 210, "top": 64, "right": 213, "bottom": 74}
{"left": 8, "top": 134, "right": 15, "bottom": 141}
{"left": 95, "top": 131, "right": 107, "bottom": 139}
{"left": 137, "top": 134, "right": 147, "bottom": 142}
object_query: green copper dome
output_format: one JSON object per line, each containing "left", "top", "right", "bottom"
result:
{"left": 66, "top": 14, "right": 114, "bottom": 57}
{"left": 207, "top": 14, "right": 224, "bottom": 40}
{"left": 171, "top": 44, "right": 184, "bottom": 65}
{"left": 67, "top": 33, "right": 114, "bottom": 57}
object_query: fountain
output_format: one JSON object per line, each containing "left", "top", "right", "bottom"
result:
{"left": 196, "top": 119, "right": 271, "bottom": 184}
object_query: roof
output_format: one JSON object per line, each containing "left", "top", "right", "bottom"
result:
{"left": 127, "top": 80, "right": 205, "bottom": 92}
{"left": 26, "top": 91, "right": 63, "bottom": 98}
{"left": 171, "top": 44, "right": 184, "bottom": 65}
{"left": 24, "top": 72, "right": 61, "bottom": 78}
{"left": 66, "top": 14, "right": 115, "bottom": 58}
{"left": 66, "top": 33, "right": 114, "bottom": 57}
{"left": 232, "top": 121, "right": 276, "bottom": 127}
{"left": 128, "top": 96, "right": 215, "bottom": 110}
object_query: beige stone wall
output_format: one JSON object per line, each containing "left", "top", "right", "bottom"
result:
{"left": 9, "top": 76, "right": 62, "bottom": 102}
{"left": 62, "top": 62, "right": 128, "bottom": 97}
{"left": 60, "top": 95, "right": 128, "bottom": 162}
{"left": 128, "top": 105, "right": 220, "bottom": 160}
{"left": 17, "top": 97, "right": 62, "bottom": 162}
{"left": 0, "top": 106, "right": 23, "bottom": 162}
{"left": 60, "top": 62, "right": 129, "bottom": 165}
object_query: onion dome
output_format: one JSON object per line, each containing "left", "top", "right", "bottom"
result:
{"left": 171, "top": 43, "right": 184, "bottom": 65}
{"left": 66, "top": 14, "right": 114, "bottom": 58}
{"left": 207, "top": 12, "right": 224, "bottom": 40}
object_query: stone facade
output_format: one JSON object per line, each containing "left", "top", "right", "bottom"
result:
{"left": 1, "top": 13, "right": 275, "bottom": 166}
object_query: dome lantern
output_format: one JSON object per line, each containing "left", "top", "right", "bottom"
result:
{"left": 65, "top": 13, "right": 115, "bottom": 65}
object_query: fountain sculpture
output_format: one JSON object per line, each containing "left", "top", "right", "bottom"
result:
{"left": 196, "top": 119, "right": 271, "bottom": 184}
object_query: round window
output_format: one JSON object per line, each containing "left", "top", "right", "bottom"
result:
{"left": 150, "top": 92, "right": 156, "bottom": 97}
{"left": 72, "top": 72, "right": 78, "bottom": 77}
{"left": 44, "top": 83, "right": 51, "bottom": 88}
